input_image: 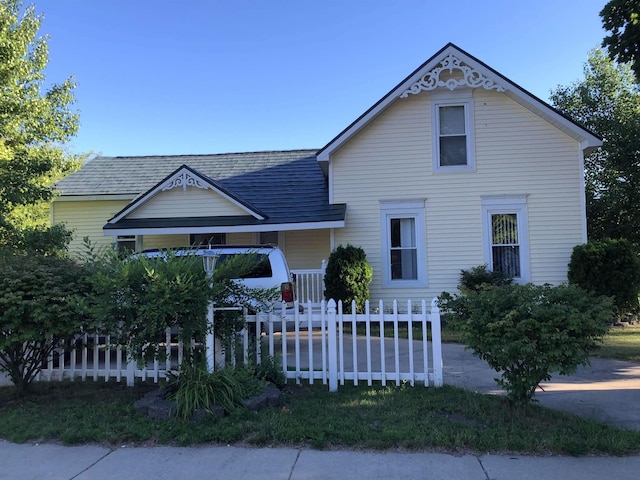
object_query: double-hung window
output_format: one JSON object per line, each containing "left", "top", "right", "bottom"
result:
{"left": 481, "top": 195, "right": 530, "bottom": 282}
{"left": 380, "top": 200, "right": 427, "bottom": 287}
{"left": 432, "top": 92, "right": 475, "bottom": 172}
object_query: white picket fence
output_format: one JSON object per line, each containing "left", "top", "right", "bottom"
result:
{"left": 37, "top": 299, "right": 443, "bottom": 391}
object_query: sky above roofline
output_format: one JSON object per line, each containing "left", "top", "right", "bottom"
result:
{"left": 37, "top": 0, "right": 608, "bottom": 157}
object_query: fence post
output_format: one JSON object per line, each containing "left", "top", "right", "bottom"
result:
{"left": 430, "top": 298, "right": 443, "bottom": 387}
{"left": 327, "top": 299, "right": 338, "bottom": 392}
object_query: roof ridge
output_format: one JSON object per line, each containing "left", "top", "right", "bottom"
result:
{"left": 108, "top": 148, "right": 319, "bottom": 160}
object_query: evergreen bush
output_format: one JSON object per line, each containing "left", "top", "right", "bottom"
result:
{"left": 323, "top": 244, "right": 372, "bottom": 313}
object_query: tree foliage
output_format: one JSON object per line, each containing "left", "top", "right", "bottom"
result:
{"left": 0, "top": 251, "right": 90, "bottom": 392}
{"left": 440, "top": 282, "right": 612, "bottom": 406}
{"left": 0, "top": 0, "right": 81, "bottom": 252}
{"left": 550, "top": 49, "right": 640, "bottom": 243}
{"left": 601, "top": 0, "right": 640, "bottom": 80}
{"left": 568, "top": 239, "right": 640, "bottom": 317}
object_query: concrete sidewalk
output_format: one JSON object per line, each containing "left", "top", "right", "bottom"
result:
{"left": 2, "top": 343, "right": 640, "bottom": 479}
{"left": 1, "top": 441, "right": 640, "bottom": 480}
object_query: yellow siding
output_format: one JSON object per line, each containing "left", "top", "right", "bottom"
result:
{"left": 284, "top": 230, "right": 331, "bottom": 270}
{"left": 51, "top": 200, "right": 130, "bottom": 256}
{"left": 332, "top": 89, "right": 584, "bottom": 304}
{"left": 128, "top": 187, "right": 249, "bottom": 219}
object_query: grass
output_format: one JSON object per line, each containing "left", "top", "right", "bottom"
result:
{"left": 594, "top": 323, "right": 640, "bottom": 362}
{"left": 1, "top": 380, "right": 639, "bottom": 456}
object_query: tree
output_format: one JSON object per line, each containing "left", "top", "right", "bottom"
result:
{"left": 601, "top": 0, "right": 640, "bottom": 80}
{"left": 550, "top": 49, "right": 640, "bottom": 243}
{"left": 0, "top": 0, "right": 81, "bottom": 253}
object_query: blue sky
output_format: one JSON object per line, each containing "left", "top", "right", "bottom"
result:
{"left": 36, "top": 0, "right": 607, "bottom": 157}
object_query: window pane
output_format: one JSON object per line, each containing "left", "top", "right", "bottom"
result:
{"left": 440, "top": 136, "right": 467, "bottom": 166}
{"left": 259, "top": 231, "right": 279, "bottom": 245}
{"left": 389, "top": 217, "right": 418, "bottom": 280}
{"left": 492, "top": 214, "right": 518, "bottom": 244}
{"left": 491, "top": 214, "right": 520, "bottom": 277}
{"left": 439, "top": 106, "right": 465, "bottom": 135}
{"left": 492, "top": 246, "right": 521, "bottom": 277}
{"left": 190, "top": 233, "right": 226, "bottom": 246}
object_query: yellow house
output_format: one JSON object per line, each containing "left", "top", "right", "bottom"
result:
{"left": 53, "top": 43, "right": 601, "bottom": 304}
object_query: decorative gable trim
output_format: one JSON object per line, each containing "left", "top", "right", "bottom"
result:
{"left": 399, "top": 52, "right": 506, "bottom": 97}
{"left": 107, "top": 164, "right": 267, "bottom": 224}
{"left": 161, "top": 169, "right": 216, "bottom": 192}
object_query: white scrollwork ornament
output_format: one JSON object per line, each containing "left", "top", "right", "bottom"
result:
{"left": 162, "top": 171, "right": 210, "bottom": 191}
{"left": 400, "top": 53, "right": 505, "bottom": 98}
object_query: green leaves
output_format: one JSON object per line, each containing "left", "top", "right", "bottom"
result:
{"left": 324, "top": 244, "right": 373, "bottom": 313}
{"left": 440, "top": 281, "right": 613, "bottom": 406}
{"left": 601, "top": 0, "right": 640, "bottom": 80}
{"left": 550, "top": 49, "right": 640, "bottom": 244}
{"left": 0, "top": 251, "right": 90, "bottom": 391}
{"left": 0, "top": 0, "right": 81, "bottom": 251}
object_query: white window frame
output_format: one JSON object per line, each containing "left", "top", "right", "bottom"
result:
{"left": 481, "top": 195, "right": 530, "bottom": 283}
{"left": 380, "top": 200, "right": 427, "bottom": 288}
{"left": 431, "top": 91, "right": 475, "bottom": 173}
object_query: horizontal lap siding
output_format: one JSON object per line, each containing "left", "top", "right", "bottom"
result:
{"left": 52, "top": 200, "right": 130, "bottom": 256}
{"left": 284, "top": 230, "right": 330, "bottom": 270}
{"left": 474, "top": 90, "right": 583, "bottom": 285}
{"left": 332, "top": 89, "right": 583, "bottom": 303}
{"left": 128, "top": 187, "right": 247, "bottom": 218}
{"left": 142, "top": 234, "right": 189, "bottom": 250}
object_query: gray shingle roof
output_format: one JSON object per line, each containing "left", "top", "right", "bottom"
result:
{"left": 56, "top": 149, "right": 346, "bottom": 228}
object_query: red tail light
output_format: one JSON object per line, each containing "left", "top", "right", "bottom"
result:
{"left": 281, "top": 282, "right": 294, "bottom": 304}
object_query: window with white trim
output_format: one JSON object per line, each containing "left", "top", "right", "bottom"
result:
{"left": 116, "top": 235, "right": 136, "bottom": 254}
{"left": 380, "top": 200, "right": 427, "bottom": 287}
{"left": 481, "top": 196, "right": 530, "bottom": 282}
{"left": 432, "top": 92, "right": 475, "bottom": 172}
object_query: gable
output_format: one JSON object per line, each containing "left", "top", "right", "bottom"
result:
{"left": 127, "top": 186, "right": 250, "bottom": 219}
{"left": 108, "top": 164, "right": 267, "bottom": 225}
{"left": 317, "top": 43, "right": 601, "bottom": 164}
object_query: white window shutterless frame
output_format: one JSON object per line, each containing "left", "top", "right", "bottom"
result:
{"left": 380, "top": 200, "right": 427, "bottom": 287}
{"left": 481, "top": 195, "right": 530, "bottom": 283}
{"left": 431, "top": 91, "right": 475, "bottom": 173}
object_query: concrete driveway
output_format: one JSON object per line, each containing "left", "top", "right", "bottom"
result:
{"left": 443, "top": 342, "right": 640, "bottom": 430}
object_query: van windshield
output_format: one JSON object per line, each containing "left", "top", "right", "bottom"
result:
{"left": 216, "top": 254, "right": 272, "bottom": 279}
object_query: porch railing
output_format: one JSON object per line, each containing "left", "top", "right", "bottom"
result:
{"left": 291, "top": 259, "right": 326, "bottom": 305}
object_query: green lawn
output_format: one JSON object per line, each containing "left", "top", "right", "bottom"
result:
{"left": 1, "top": 380, "right": 639, "bottom": 456}
{"left": 594, "top": 323, "right": 640, "bottom": 362}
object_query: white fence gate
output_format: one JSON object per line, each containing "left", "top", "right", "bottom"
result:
{"left": 37, "top": 299, "right": 443, "bottom": 391}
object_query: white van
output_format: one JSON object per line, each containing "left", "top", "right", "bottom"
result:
{"left": 138, "top": 245, "right": 296, "bottom": 310}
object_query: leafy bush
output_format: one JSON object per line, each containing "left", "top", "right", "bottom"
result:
{"left": 254, "top": 355, "right": 286, "bottom": 387}
{"left": 440, "top": 283, "right": 612, "bottom": 406}
{"left": 458, "top": 264, "right": 513, "bottom": 292}
{"left": 568, "top": 239, "right": 640, "bottom": 317}
{"left": 323, "top": 244, "right": 372, "bottom": 313}
{"left": 0, "top": 252, "right": 91, "bottom": 392}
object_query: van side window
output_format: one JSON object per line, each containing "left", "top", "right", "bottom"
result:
{"left": 217, "top": 254, "right": 272, "bottom": 278}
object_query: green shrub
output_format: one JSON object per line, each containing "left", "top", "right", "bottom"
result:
{"left": 440, "top": 283, "right": 612, "bottom": 406}
{"left": 0, "top": 252, "right": 91, "bottom": 392}
{"left": 323, "top": 244, "right": 372, "bottom": 313}
{"left": 568, "top": 239, "right": 640, "bottom": 317}
{"left": 458, "top": 264, "right": 513, "bottom": 292}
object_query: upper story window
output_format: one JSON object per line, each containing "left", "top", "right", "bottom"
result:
{"left": 432, "top": 92, "right": 475, "bottom": 173}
